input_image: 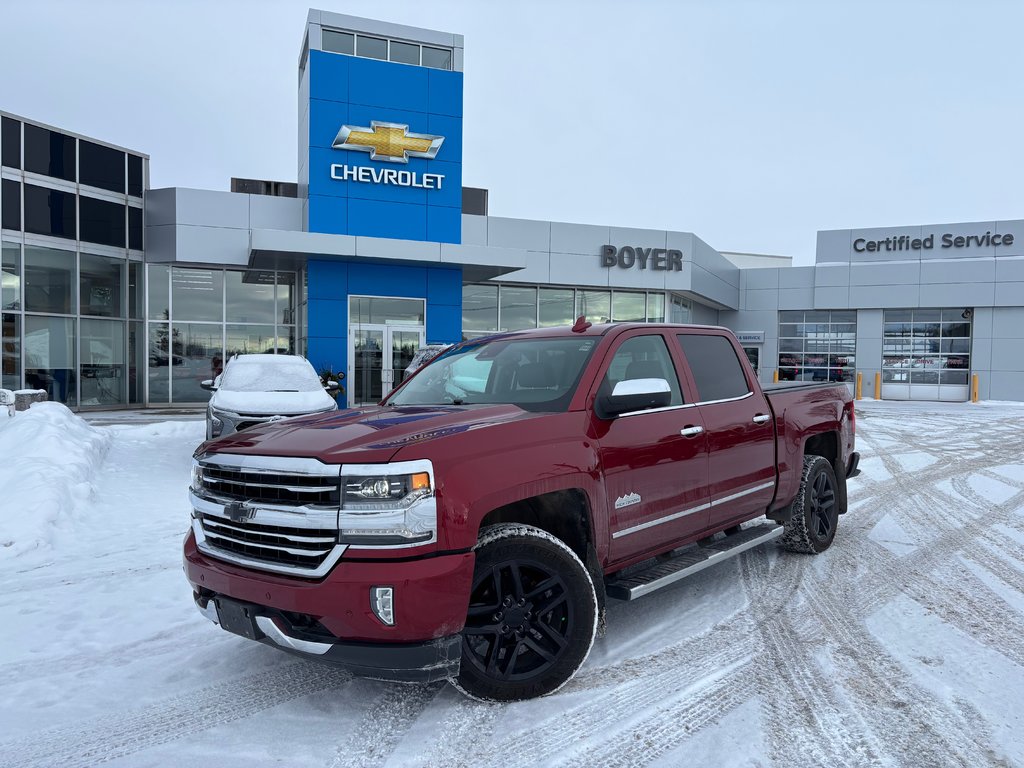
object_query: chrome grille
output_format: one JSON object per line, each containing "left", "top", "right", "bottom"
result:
{"left": 198, "top": 513, "right": 337, "bottom": 571}
{"left": 192, "top": 454, "right": 345, "bottom": 577}
{"left": 199, "top": 464, "right": 340, "bottom": 506}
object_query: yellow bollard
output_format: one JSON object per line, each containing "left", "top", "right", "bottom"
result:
{"left": 855, "top": 372, "right": 863, "bottom": 400}
{"left": 773, "top": 369, "right": 779, "bottom": 383}
{"left": 972, "top": 374, "right": 979, "bottom": 403}
{"left": 874, "top": 372, "right": 882, "bottom": 400}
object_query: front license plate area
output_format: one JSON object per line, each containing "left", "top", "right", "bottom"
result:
{"left": 216, "top": 598, "right": 264, "bottom": 641}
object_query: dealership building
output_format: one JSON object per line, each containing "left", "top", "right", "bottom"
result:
{"left": 2, "top": 9, "right": 1023, "bottom": 409}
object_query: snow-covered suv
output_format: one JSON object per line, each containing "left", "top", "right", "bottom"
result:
{"left": 202, "top": 354, "right": 338, "bottom": 440}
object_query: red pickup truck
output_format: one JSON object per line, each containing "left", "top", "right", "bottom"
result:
{"left": 185, "top": 322, "right": 858, "bottom": 701}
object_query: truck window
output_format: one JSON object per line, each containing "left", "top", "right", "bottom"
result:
{"left": 675, "top": 333, "right": 751, "bottom": 402}
{"left": 600, "top": 335, "right": 683, "bottom": 406}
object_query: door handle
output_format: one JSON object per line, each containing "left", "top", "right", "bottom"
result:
{"left": 752, "top": 414, "right": 771, "bottom": 424}
{"left": 680, "top": 426, "right": 704, "bottom": 437}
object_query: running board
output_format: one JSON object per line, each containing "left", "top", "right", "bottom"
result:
{"left": 605, "top": 523, "right": 784, "bottom": 600}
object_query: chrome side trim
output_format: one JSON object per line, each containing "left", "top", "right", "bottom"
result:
{"left": 255, "top": 616, "right": 333, "bottom": 656}
{"left": 618, "top": 403, "right": 695, "bottom": 418}
{"left": 192, "top": 518, "right": 348, "bottom": 578}
{"left": 612, "top": 502, "right": 711, "bottom": 539}
{"left": 711, "top": 481, "right": 776, "bottom": 507}
{"left": 611, "top": 481, "right": 776, "bottom": 539}
{"left": 695, "top": 391, "right": 754, "bottom": 407}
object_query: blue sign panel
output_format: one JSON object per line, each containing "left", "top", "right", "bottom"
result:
{"left": 306, "top": 50, "right": 463, "bottom": 243}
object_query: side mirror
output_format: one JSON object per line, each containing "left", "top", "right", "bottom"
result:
{"left": 598, "top": 378, "right": 672, "bottom": 418}
{"left": 200, "top": 379, "right": 217, "bottom": 392}
{"left": 325, "top": 381, "right": 340, "bottom": 392}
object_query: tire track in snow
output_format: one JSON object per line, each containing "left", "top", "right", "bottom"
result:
{"left": 0, "top": 661, "right": 352, "bottom": 768}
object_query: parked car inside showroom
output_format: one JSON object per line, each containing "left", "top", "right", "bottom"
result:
{"left": 201, "top": 354, "right": 339, "bottom": 440}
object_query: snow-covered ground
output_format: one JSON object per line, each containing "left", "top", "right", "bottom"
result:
{"left": 2, "top": 399, "right": 1024, "bottom": 767}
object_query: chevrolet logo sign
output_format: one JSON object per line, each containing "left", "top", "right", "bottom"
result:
{"left": 332, "top": 121, "right": 444, "bottom": 164}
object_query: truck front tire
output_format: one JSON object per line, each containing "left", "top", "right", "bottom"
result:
{"left": 781, "top": 454, "right": 840, "bottom": 554}
{"left": 454, "top": 524, "right": 598, "bottom": 702}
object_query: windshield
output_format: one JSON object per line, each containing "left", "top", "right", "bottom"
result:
{"left": 386, "top": 336, "right": 598, "bottom": 411}
{"left": 219, "top": 357, "right": 322, "bottom": 393}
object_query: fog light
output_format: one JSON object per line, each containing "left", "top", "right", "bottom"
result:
{"left": 371, "top": 586, "right": 394, "bottom": 626}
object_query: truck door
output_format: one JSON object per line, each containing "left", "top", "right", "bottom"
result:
{"left": 673, "top": 332, "right": 776, "bottom": 529}
{"left": 590, "top": 332, "right": 711, "bottom": 565}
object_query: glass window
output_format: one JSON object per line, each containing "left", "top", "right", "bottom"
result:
{"left": 79, "top": 140, "right": 125, "bottom": 193}
{"left": 80, "top": 253, "right": 124, "bottom": 318}
{"left": 499, "top": 286, "right": 537, "bottom": 331}
{"left": 349, "top": 296, "right": 425, "bottom": 325}
{"left": 463, "top": 285, "right": 498, "bottom": 333}
{"left": 1, "top": 117, "right": 20, "bottom": 169}
{"left": 538, "top": 288, "right": 574, "bottom": 328}
{"left": 2, "top": 312, "right": 20, "bottom": 390}
{"left": 147, "top": 323, "right": 170, "bottom": 403}
{"left": 577, "top": 290, "right": 610, "bottom": 324}
{"left": 225, "top": 270, "right": 275, "bottom": 323}
{"left": 128, "top": 321, "right": 143, "bottom": 404}
{"left": 24, "top": 314, "right": 76, "bottom": 406}
{"left": 882, "top": 309, "right": 970, "bottom": 393}
{"left": 148, "top": 264, "right": 169, "bottom": 320}
{"left": 128, "top": 206, "right": 143, "bottom": 251}
{"left": 226, "top": 324, "right": 282, "bottom": 356}
{"left": 612, "top": 291, "right": 646, "bottom": 323}
{"left": 24, "top": 245, "right": 75, "bottom": 314}
{"left": 677, "top": 333, "right": 750, "bottom": 401}
{"left": 669, "top": 294, "right": 689, "bottom": 323}
{"left": 80, "top": 196, "right": 126, "bottom": 248}
{"left": 356, "top": 35, "right": 387, "bottom": 60}
{"left": 24, "top": 184, "right": 76, "bottom": 240}
{"left": 322, "top": 29, "right": 355, "bottom": 55}
{"left": 172, "top": 267, "right": 223, "bottom": 322}
{"left": 80, "top": 318, "right": 125, "bottom": 406}
{"left": 128, "top": 155, "right": 143, "bottom": 197}
{"left": 778, "top": 310, "right": 858, "bottom": 382}
{"left": 422, "top": 46, "right": 452, "bottom": 70}
{"left": 277, "top": 271, "right": 295, "bottom": 325}
{"left": 601, "top": 334, "right": 683, "bottom": 409}
{"left": 23, "top": 124, "right": 75, "bottom": 181}
{"left": 2, "top": 241, "right": 19, "bottom": 310}
{"left": 389, "top": 40, "right": 419, "bottom": 65}
{"left": 1, "top": 179, "right": 19, "bottom": 230}
{"left": 128, "top": 262, "right": 142, "bottom": 319}
{"left": 648, "top": 294, "right": 666, "bottom": 323}
{"left": 171, "top": 322, "right": 222, "bottom": 403}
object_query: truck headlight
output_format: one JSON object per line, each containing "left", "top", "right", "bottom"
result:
{"left": 190, "top": 459, "right": 203, "bottom": 492}
{"left": 339, "top": 460, "right": 437, "bottom": 547}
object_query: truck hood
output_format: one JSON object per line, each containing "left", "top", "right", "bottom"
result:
{"left": 200, "top": 404, "right": 540, "bottom": 464}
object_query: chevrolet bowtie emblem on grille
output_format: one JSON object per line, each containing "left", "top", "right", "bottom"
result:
{"left": 225, "top": 501, "right": 256, "bottom": 523}
{"left": 332, "top": 121, "right": 444, "bottom": 164}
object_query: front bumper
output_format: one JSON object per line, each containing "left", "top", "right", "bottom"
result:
{"left": 184, "top": 531, "right": 474, "bottom": 679}
{"left": 194, "top": 592, "right": 462, "bottom": 682}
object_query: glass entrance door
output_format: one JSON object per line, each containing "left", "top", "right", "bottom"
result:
{"left": 350, "top": 325, "right": 425, "bottom": 406}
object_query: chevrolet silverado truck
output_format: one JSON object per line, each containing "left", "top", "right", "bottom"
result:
{"left": 185, "top": 321, "right": 859, "bottom": 702}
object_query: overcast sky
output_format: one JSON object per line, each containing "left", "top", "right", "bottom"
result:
{"left": 2, "top": 0, "right": 1021, "bottom": 265}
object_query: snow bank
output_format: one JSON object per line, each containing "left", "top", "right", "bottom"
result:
{"left": 0, "top": 402, "right": 111, "bottom": 559}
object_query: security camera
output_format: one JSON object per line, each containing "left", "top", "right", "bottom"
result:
{"left": 961, "top": 308, "right": 974, "bottom": 320}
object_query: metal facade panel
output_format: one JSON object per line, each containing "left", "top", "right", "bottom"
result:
{"left": 995, "top": 257, "right": 1024, "bottom": 282}
{"left": 918, "top": 282, "right": 994, "bottom": 307}
{"left": 777, "top": 287, "right": 814, "bottom": 309}
{"left": 814, "top": 286, "right": 850, "bottom": 309}
{"left": 550, "top": 222, "right": 611, "bottom": 255}
{"left": 815, "top": 229, "right": 851, "bottom": 263}
{"left": 992, "top": 307, "right": 1024, "bottom": 337}
{"left": 174, "top": 225, "right": 251, "bottom": 265}
{"left": 743, "top": 268, "right": 780, "bottom": 290}
{"left": 174, "top": 188, "right": 250, "bottom": 229}
{"left": 778, "top": 266, "right": 814, "bottom": 289}
{"left": 305, "top": 50, "right": 462, "bottom": 243}
{"left": 994, "top": 281, "right": 1024, "bottom": 306}
{"left": 919, "top": 257, "right": 995, "bottom": 284}
{"left": 460, "top": 214, "right": 487, "bottom": 245}
{"left": 249, "top": 195, "right": 303, "bottom": 231}
{"left": 549, "top": 251, "right": 609, "bottom": 287}
{"left": 814, "top": 263, "right": 850, "bottom": 287}
{"left": 487, "top": 217, "right": 552, "bottom": 251}
{"left": 848, "top": 284, "right": 920, "bottom": 308}
{"left": 743, "top": 289, "right": 780, "bottom": 312}
{"left": 849, "top": 261, "right": 921, "bottom": 287}
{"left": 988, "top": 371, "right": 1024, "bottom": 401}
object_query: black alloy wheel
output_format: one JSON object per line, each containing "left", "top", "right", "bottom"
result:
{"left": 454, "top": 524, "right": 598, "bottom": 702}
{"left": 781, "top": 454, "right": 841, "bottom": 554}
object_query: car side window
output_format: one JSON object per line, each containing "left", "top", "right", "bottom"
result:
{"left": 601, "top": 335, "right": 683, "bottom": 406}
{"left": 675, "top": 333, "right": 751, "bottom": 402}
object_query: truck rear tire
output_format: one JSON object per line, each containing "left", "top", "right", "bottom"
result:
{"left": 454, "top": 524, "right": 598, "bottom": 702}
{"left": 780, "top": 454, "right": 840, "bottom": 554}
